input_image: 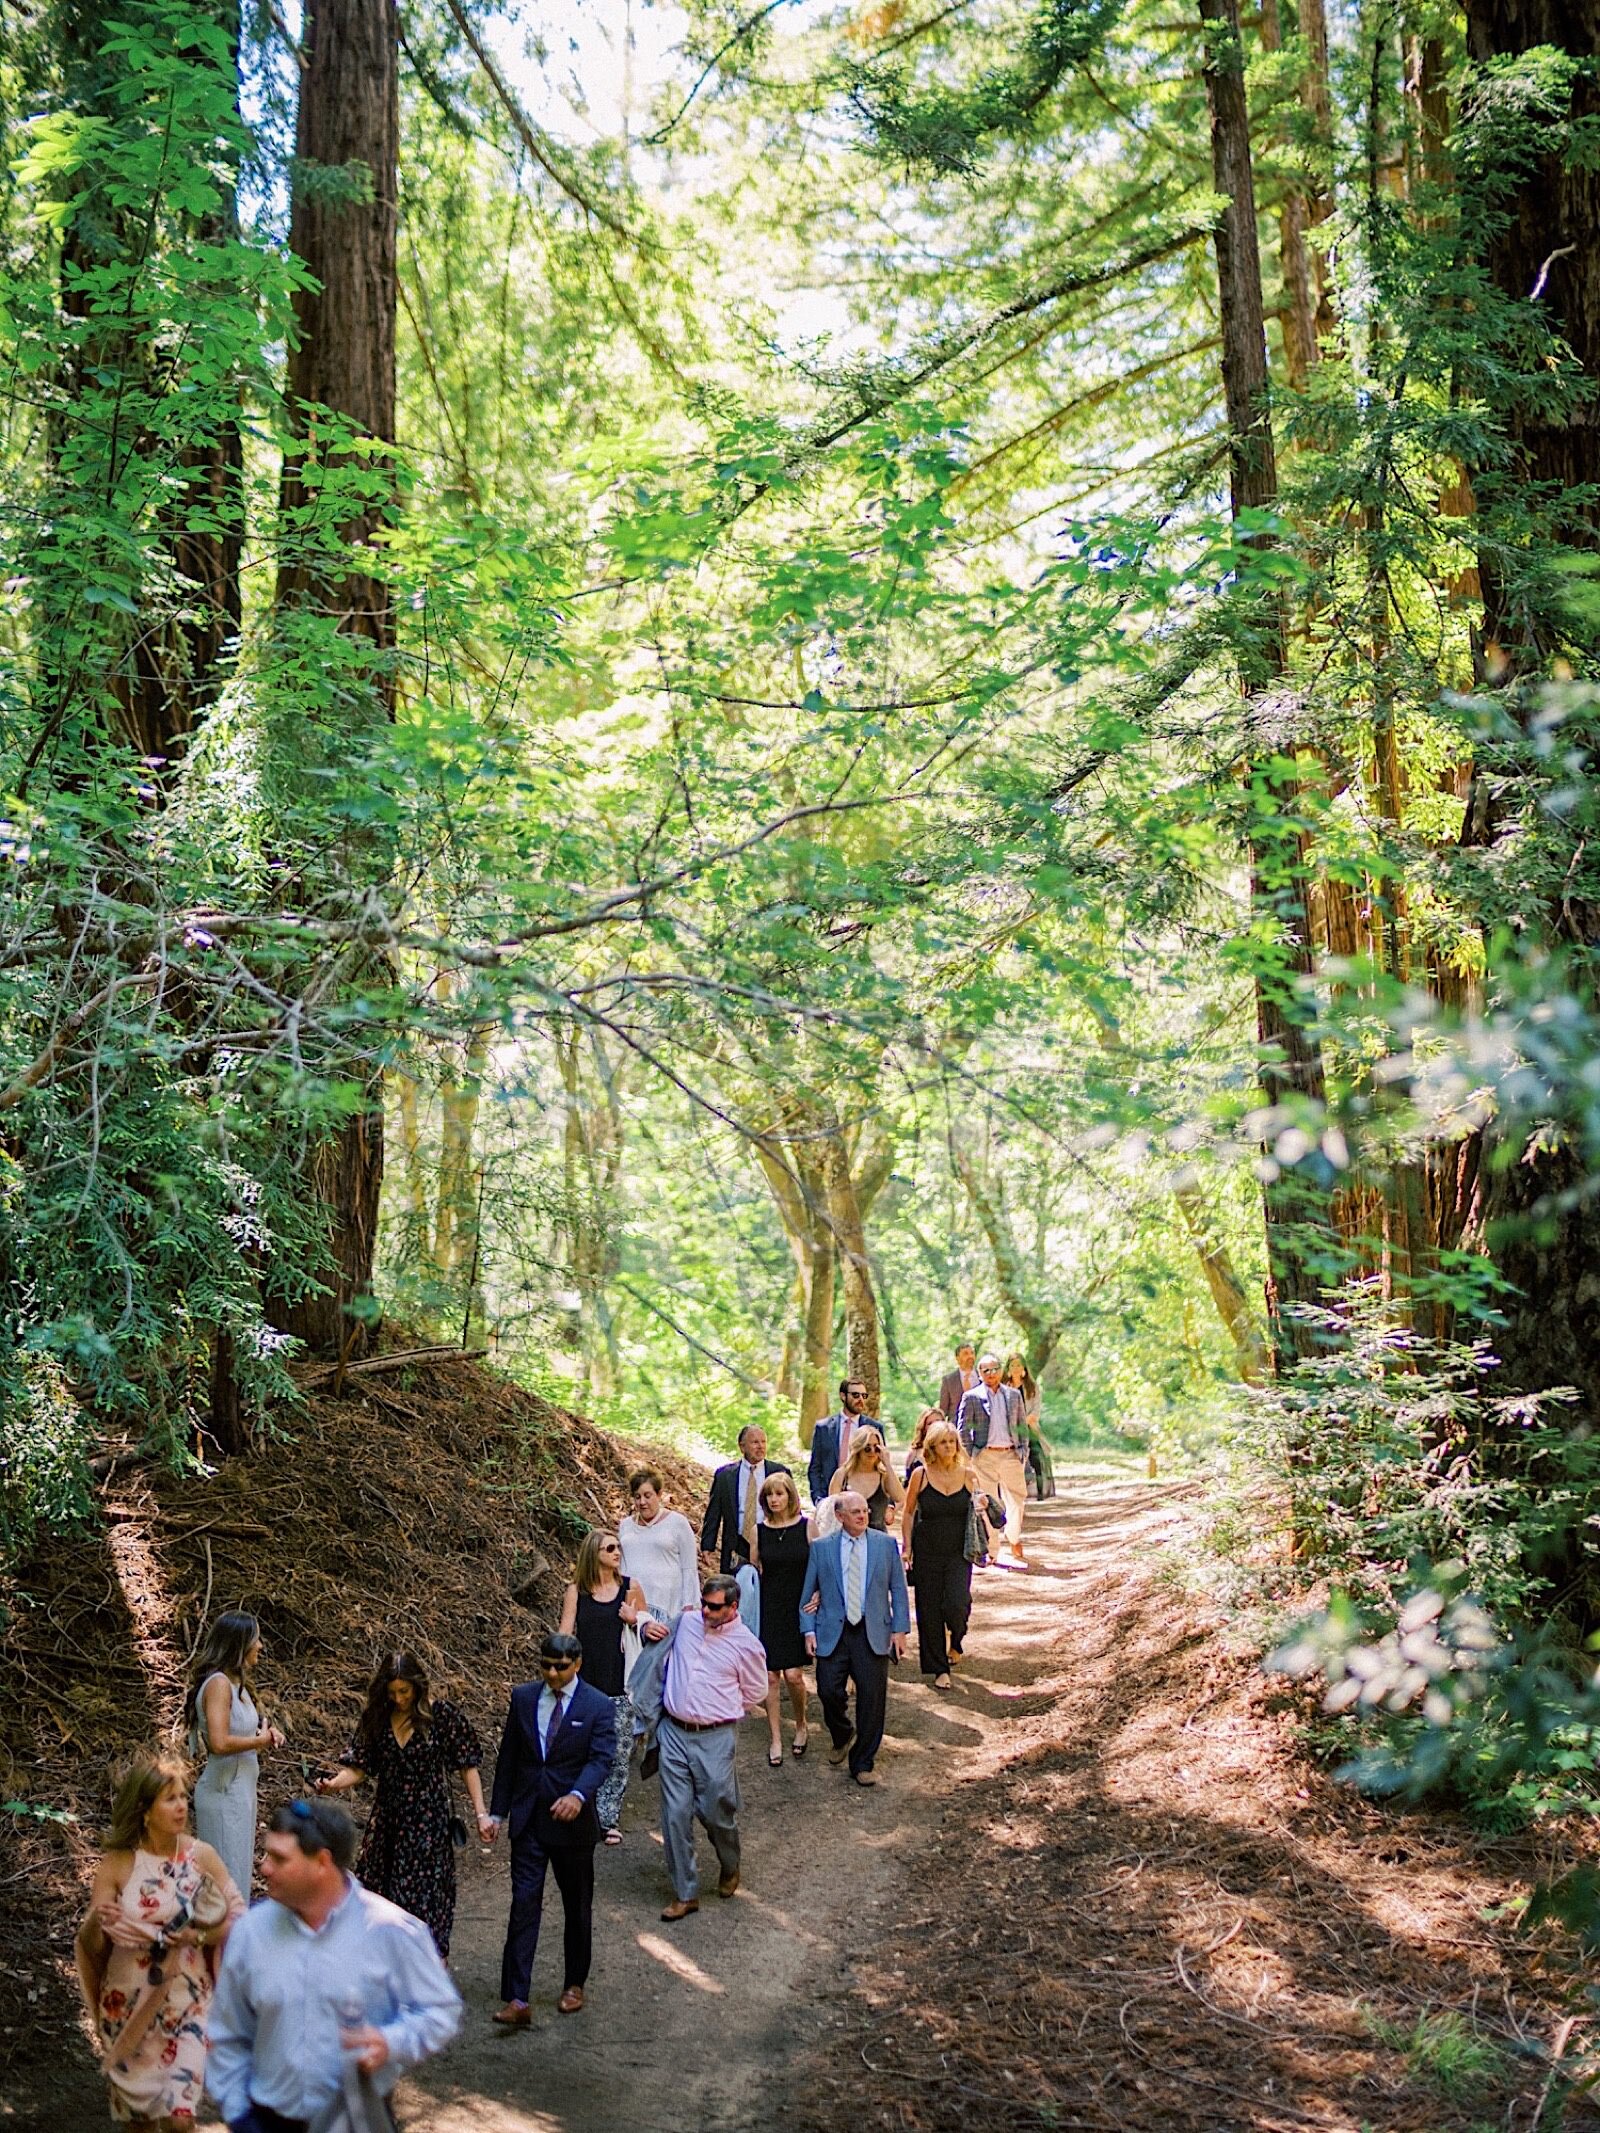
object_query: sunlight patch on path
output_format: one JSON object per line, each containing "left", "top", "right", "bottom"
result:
{"left": 634, "top": 1930, "right": 725, "bottom": 1992}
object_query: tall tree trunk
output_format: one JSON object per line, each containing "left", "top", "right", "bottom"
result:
{"left": 950, "top": 1144, "right": 1070, "bottom": 1371}
{"left": 1173, "top": 1185, "right": 1272, "bottom": 1382}
{"left": 271, "top": 0, "right": 399, "bottom": 1358}
{"left": 1200, "top": 0, "right": 1331, "bottom": 1367}
{"left": 797, "top": 1150, "right": 835, "bottom": 1444}
{"left": 1457, "top": 0, "right": 1600, "bottom": 1417}
{"left": 1256, "top": 0, "right": 1319, "bottom": 389}
{"left": 821, "top": 1128, "right": 880, "bottom": 1415}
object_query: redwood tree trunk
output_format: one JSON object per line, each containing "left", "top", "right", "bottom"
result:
{"left": 1458, "top": 0, "right": 1600, "bottom": 1418}
{"left": 1200, "top": 0, "right": 1330, "bottom": 1367}
{"left": 272, "top": 0, "right": 399, "bottom": 1357}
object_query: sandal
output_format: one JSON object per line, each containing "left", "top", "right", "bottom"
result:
{"left": 768, "top": 1747, "right": 783, "bottom": 1767}
{"left": 603, "top": 1828, "right": 624, "bottom": 1845}
{"left": 934, "top": 1673, "right": 953, "bottom": 1692}
{"left": 792, "top": 1727, "right": 809, "bottom": 1758}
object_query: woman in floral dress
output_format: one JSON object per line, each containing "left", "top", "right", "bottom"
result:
{"left": 75, "top": 1752, "right": 245, "bottom": 2129}
{"left": 316, "top": 1650, "right": 492, "bottom": 1957}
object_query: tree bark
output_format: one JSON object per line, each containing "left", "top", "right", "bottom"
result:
{"left": 278, "top": 0, "right": 399, "bottom": 636}
{"left": 1173, "top": 1185, "right": 1272, "bottom": 1382}
{"left": 271, "top": 0, "right": 399, "bottom": 1357}
{"left": 950, "top": 1144, "right": 1069, "bottom": 1371}
{"left": 822, "top": 1128, "right": 880, "bottom": 1415}
{"left": 1455, "top": 0, "right": 1600, "bottom": 1411}
{"left": 1200, "top": 0, "right": 1330, "bottom": 1367}
{"left": 1256, "top": 0, "right": 1318, "bottom": 390}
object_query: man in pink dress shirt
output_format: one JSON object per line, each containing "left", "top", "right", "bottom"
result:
{"left": 657, "top": 1574, "right": 771, "bottom": 1922}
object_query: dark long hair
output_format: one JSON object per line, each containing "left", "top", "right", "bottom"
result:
{"left": 1003, "top": 1353, "right": 1037, "bottom": 1403}
{"left": 353, "top": 1650, "right": 432, "bottom": 1763}
{"left": 183, "top": 1611, "right": 260, "bottom": 1736}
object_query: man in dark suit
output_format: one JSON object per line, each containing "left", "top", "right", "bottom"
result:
{"left": 807, "top": 1378, "right": 873, "bottom": 1506}
{"left": 700, "top": 1425, "right": 792, "bottom": 1573}
{"left": 938, "top": 1342, "right": 979, "bottom": 1420}
{"left": 800, "top": 1490, "right": 910, "bottom": 1786}
{"left": 488, "top": 1632, "right": 616, "bottom": 2022}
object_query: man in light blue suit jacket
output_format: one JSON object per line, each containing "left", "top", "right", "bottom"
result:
{"left": 800, "top": 1491, "right": 910, "bottom": 1785}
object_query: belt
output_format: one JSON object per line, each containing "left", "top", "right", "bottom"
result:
{"left": 663, "top": 1712, "right": 733, "bottom": 1732}
{"left": 248, "top": 2106, "right": 310, "bottom": 2133}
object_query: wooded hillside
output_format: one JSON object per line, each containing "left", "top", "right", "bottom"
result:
{"left": 7, "top": 0, "right": 1600, "bottom": 2103}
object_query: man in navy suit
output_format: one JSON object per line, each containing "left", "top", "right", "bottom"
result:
{"left": 700, "top": 1424, "right": 792, "bottom": 1572}
{"left": 487, "top": 1632, "right": 616, "bottom": 2022}
{"left": 800, "top": 1490, "right": 910, "bottom": 1786}
{"left": 807, "top": 1377, "right": 873, "bottom": 1507}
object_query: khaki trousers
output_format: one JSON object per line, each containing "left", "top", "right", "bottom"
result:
{"left": 974, "top": 1447, "right": 1028, "bottom": 1550}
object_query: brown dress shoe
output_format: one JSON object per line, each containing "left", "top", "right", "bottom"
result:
{"left": 492, "top": 2001, "right": 532, "bottom": 2027}
{"left": 717, "top": 1869, "right": 740, "bottom": 1898}
{"left": 852, "top": 1770, "right": 880, "bottom": 1787}
{"left": 660, "top": 1897, "right": 700, "bottom": 1921}
{"left": 558, "top": 1986, "right": 585, "bottom": 2015}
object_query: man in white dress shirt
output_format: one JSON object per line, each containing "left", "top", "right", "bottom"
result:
{"left": 700, "top": 1426, "right": 791, "bottom": 1574}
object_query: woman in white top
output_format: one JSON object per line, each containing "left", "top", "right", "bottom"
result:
{"left": 617, "top": 1467, "right": 701, "bottom": 1622}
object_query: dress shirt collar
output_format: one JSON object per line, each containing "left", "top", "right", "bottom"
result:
{"left": 285, "top": 1873, "right": 355, "bottom": 1939}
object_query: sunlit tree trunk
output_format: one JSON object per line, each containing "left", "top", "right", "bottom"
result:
{"left": 1200, "top": 0, "right": 1331, "bottom": 1368}
{"left": 556, "top": 1025, "right": 627, "bottom": 1398}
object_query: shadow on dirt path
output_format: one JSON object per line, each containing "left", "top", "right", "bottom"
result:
{"left": 399, "top": 1462, "right": 1180, "bottom": 2133}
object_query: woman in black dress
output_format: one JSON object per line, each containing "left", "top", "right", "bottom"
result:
{"left": 315, "top": 1650, "right": 490, "bottom": 1956}
{"left": 753, "top": 1472, "right": 811, "bottom": 1766}
{"left": 559, "top": 1529, "right": 665, "bottom": 1843}
{"left": 901, "top": 1421, "right": 982, "bottom": 1691}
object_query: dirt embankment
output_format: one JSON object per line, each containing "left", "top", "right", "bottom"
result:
{"left": 0, "top": 1352, "right": 703, "bottom": 2086}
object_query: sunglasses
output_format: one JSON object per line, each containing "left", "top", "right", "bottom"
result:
{"left": 702, "top": 1598, "right": 736, "bottom": 1613}
{"left": 538, "top": 1658, "right": 579, "bottom": 1672}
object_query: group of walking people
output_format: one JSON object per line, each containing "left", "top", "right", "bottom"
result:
{"left": 72, "top": 1340, "right": 1053, "bottom": 2132}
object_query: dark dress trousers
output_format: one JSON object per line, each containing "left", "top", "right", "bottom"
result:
{"left": 491, "top": 1676, "right": 616, "bottom": 2000}
{"left": 700, "top": 1457, "right": 792, "bottom": 1572}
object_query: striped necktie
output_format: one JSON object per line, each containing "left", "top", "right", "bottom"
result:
{"left": 845, "top": 1535, "right": 865, "bottom": 1624}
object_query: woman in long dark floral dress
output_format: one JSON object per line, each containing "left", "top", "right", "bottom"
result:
{"left": 316, "top": 1651, "right": 492, "bottom": 1957}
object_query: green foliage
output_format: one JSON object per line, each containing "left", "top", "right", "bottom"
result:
{"left": 842, "top": 0, "right": 1124, "bottom": 175}
{"left": 1362, "top": 2008, "right": 1510, "bottom": 2101}
{"left": 1224, "top": 1290, "right": 1600, "bottom": 1622}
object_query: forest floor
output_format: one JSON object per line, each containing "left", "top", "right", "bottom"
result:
{"left": 6, "top": 1451, "right": 1599, "bottom": 2131}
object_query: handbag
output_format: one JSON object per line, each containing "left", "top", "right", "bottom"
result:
{"left": 107, "top": 1870, "right": 230, "bottom": 2068}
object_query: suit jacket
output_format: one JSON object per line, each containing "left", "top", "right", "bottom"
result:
{"left": 956, "top": 1382, "right": 1025, "bottom": 1459}
{"left": 489, "top": 1676, "right": 616, "bottom": 1850}
{"left": 808, "top": 1413, "right": 874, "bottom": 1505}
{"left": 700, "top": 1457, "right": 792, "bottom": 1572}
{"left": 799, "top": 1526, "right": 909, "bottom": 1658}
{"left": 939, "top": 1367, "right": 978, "bottom": 1419}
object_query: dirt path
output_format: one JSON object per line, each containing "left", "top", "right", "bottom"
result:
{"left": 23, "top": 1466, "right": 1587, "bottom": 2132}
{"left": 397, "top": 1477, "right": 1146, "bottom": 2133}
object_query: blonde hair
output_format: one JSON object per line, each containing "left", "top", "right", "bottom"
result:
{"left": 843, "top": 1427, "right": 885, "bottom": 1475}
{"left": 922, "top": 1421, "right": 963, "bottom": 1469}
{"left": 911, "top": 1408, "right": 942, "bottom": 1452}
